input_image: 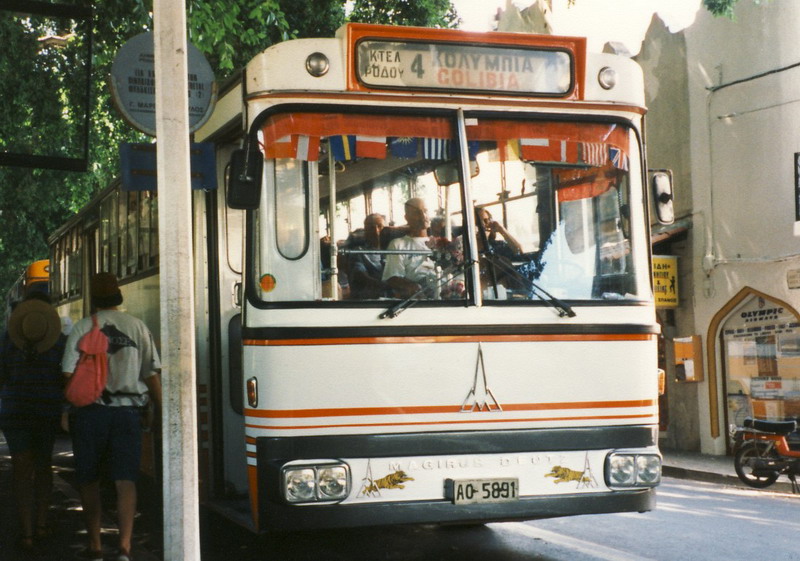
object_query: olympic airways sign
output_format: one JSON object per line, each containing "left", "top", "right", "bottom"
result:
{"left": 356, "top": 40, "right": 573, "bottom": 96}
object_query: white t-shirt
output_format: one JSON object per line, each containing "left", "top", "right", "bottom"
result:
{"left": 382, "top": 236, "right": 436, "bottom": 284}
{"left": 62, "top": 309, "right": 161, "bottom": 407}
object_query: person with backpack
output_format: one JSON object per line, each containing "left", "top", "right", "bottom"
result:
{"left": 62, "top": 272, "right": 162, "bottom": 561}
{"left": 0, "top": 292, "right": 66, "bottom": 554}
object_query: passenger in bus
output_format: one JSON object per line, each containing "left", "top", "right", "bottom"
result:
{"left": 348, "top": 213, "right": 388, "bottom": 299}
{"left": 382, "top": 198, "right": 438, "bottom": 298}
{"left": 475, "top": 209, "right": 526, "bottom": 300}
{"left": 62, "top": 273, "right": 162, "bottom": 561}
{"left": 0, "top": 293, "right": 66, "bottom": 553}
{"left": 477, "top": 208, "right": 523, "bottom": 259}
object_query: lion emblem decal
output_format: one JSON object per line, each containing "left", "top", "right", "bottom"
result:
{"left": 359, "top": 470, "right": 415, "bottom": 497}
{"left": 545, "top": 465, "right": 597, "bottom": 488}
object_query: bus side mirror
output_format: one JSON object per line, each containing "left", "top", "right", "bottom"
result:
{"left": 227, "top": 147, "right": 263, "bottom": 210}
{"left": 649, "top": 169, "right": 674, "bottom": 225}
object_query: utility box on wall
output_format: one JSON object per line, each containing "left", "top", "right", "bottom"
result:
{"left": 674, "top": 335, "right": 703, "bottom": 382}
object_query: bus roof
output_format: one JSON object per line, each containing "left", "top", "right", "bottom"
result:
{"left": 242, "top": 23, "right": 644, "bottom": 107}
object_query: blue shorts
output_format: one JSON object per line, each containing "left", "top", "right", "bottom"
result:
{"left": 2, "top": 423, "right": 57, "bottom": 462}
{"left": 70, "top": 404, "right": 142, "bottom": 485}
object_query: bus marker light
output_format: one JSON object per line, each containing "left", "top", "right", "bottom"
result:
{"left": 306, "top": 52, "right": 330, "bottom": 77}
{"left": 598, "top": 66, "right": 617, "bottom": 90}
{"left": 246, "top": 377, "right": 258, "bottom": 408}
{"left": 259, "top": 274, "right": 277, "bottom": 292}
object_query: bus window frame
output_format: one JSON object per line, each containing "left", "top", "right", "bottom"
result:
{"left": 240, "top": 105, "right": 650, "bottom": 310}
{"left": 242, "top": 103, "right": 473, "bottom": 310}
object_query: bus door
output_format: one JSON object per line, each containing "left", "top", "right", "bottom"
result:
{"left": 206, "top": 142, "right": 249, "bottom": 509}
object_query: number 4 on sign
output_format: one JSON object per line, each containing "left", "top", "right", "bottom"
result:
{"left": 411, "top": 54, "right": 425, "bottom": 78}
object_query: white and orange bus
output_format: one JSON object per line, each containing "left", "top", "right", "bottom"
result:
{"left": 50, "top": 23, "right": 665, "bottom": 532}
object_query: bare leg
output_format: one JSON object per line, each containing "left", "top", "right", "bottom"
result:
{"left": 115, "top": 479, "right": 137, "bottom": 555}
{"left": 79, "top": 481, "right": 103, "bottom": 552}
{"left": 32, "top": 457, "right": 54, "bottom": 534}
{"left": 11, "top": 451, "right": 35, "bottom": 544}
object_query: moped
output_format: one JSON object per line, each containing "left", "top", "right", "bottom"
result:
{"left": 730, "top": 417, "right": 800, "bottom": 493}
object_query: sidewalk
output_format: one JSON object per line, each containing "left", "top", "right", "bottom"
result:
{"left": 0, "top": 432, "right": 162, "bottom": 561}
{"left": 661, "top": 448, "right": 797, "bottom": 493}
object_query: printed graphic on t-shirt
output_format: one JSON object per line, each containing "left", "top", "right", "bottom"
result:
{"left": 101, "top": 324, "right": 138, "bottom": 354}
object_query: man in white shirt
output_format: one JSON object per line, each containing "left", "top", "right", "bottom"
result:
{"left": 62, "top": 273, "right": 161, "bottom": 561}
{"left": 382, "top": 197, "right": 437, "bottom": 298}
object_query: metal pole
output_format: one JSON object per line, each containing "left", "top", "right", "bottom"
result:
{"left": 153, "top": 1, "right": 201, "bottom": 559}
{"left": 328, "top": 148, "right": 338, "bottom": 299}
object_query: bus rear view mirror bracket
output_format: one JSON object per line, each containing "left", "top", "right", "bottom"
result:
{"left": 227, "top": 146, "right": 263, "bottom": 210}
{"left": 649, "top": 169, "right": 674, "bottom": 225}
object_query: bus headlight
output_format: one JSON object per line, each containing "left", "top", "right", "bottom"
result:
{"left": 284, "top": 468, "right": 316, "bottom": 503}
{"left": 606, "top": 451, "right": 661, "bottom": 488}
{"left": 636, "top": 455, "right": 662, "bottom": 484}
{"left": 318, "top": 466, "right": 349, "bottom": 499}
{"left": 282, "top": 463, "right": 350, "bottom": 503}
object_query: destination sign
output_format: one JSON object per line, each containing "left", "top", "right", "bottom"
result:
{"left": 356, "top": 40, "right": 572, "bottom": 95}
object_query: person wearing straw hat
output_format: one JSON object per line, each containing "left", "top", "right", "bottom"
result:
{"left": 0, "top": 292, "right": 66, "bottom": 553}
{"left": 62, "top": 272, "right": 161, "bottom": 561}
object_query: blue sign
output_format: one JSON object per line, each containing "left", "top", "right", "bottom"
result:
{"left": 120, "top": 142, "right": 217, "bottom": 191}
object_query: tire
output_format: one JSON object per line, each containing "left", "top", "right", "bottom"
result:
{"left": 734, "top": 442, "right": 780, "bottom": 488}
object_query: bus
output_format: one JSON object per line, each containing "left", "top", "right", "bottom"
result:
{"left": 49, "top": 23, "right": 665, "bottom": 532}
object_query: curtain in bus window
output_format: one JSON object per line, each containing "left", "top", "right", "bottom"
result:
{"left": 260, "top": 114, "right": 453, "bottom": 161}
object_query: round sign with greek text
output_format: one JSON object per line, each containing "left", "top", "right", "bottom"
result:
{"left": 109, "top": 31, "right": 216, "bottom": 136}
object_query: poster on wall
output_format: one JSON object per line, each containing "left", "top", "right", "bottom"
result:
{"left": 723, "top": 296, "right": 800, "bottom": 423}
{"left": 652, "top": 255, "right": 678, "bottom": 308}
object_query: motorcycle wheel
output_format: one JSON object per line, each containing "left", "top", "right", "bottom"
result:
{"left": 734, "top": 441, "right": 780, "bottom": 488}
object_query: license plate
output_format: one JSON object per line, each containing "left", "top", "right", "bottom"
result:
{"left": 450, "top": 478, "right": 519, "bottom": 505}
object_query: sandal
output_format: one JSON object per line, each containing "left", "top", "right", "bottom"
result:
{"left": 76, "top": 548, "right": 104, "bottom": 561}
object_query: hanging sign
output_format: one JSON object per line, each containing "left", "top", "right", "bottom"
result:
{"left": 109, "top": 31, "right": 216, "bottom": 136}
{"left": 652, "top": 255, "right": 678, "bottom": 308}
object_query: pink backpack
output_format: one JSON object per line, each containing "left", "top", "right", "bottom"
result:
{"left": 65, "top": 315, "right": 109, "bottom": 407}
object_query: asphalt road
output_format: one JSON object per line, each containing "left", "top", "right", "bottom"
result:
{"left": 199, "top": 478, "right": 800, "bottom": 561}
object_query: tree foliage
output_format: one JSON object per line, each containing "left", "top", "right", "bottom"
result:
{"left": 349, "top": 0, "right": 460, "bottom": 28}
{"left": 0, "top": 0, "right": 458, "bottom": 299}
{"left": 703, "top": 0, "right": 740, "bottom": 17}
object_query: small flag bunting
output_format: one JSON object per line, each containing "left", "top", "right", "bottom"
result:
{"left": 356, "top": 135, "right": 387, "bottom": 159}
{"left": 422, "top": 138, "right": 451, "bottom": 160}
{"left": 329, "top": 135, "right": 356, "bottom": 161}
{"left": 609, "top": 146, "right": 628, "bottom": 170}
{"left": 389, "top": 137, "right": 418, "bottom": 159}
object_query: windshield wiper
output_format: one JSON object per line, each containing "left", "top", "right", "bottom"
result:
{"left": 482, "top": 254, "right": 576, "bottom": 318}
{"left": 379, "top": 261, "right": 468, "bottom": 319}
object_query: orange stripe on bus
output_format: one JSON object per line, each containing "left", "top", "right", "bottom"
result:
{"left": 244, "top": 399, "right": 655, "bottom": 419}
{"left": 244, "top": 413, "right": 655, "bottom": 431}
{"left": 244, "top": 333, "right": 654, "bottom": 347}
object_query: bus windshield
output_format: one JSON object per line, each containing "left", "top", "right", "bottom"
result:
{"left": 253, "top": 111, "right": 650, "bottom": 305}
